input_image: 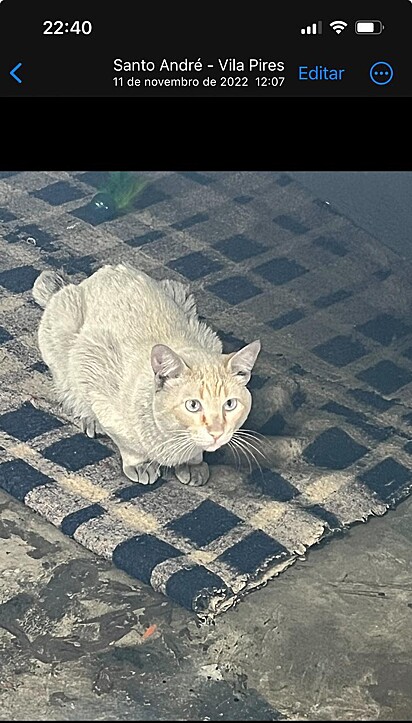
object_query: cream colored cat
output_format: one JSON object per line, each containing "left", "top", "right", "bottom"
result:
{"left": 32, "top": 264, "right": 261, "bottom": 486}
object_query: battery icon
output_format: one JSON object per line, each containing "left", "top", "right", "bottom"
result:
{"left": 355, "top": 21, "right": 384, "bottom": 34}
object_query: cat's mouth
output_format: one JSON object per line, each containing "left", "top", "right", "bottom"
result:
{"left": 203, "top": 438, "right": 227, "bottom": 452}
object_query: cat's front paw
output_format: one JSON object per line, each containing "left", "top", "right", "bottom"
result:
{"left": 174, "top": 461, "right": 210, "bottom": 487}
{"left": 123, "top": 461, "right": 160, "bottom": 485}
{"left": 80, "top": 417, "right": 104, "bottom": 438}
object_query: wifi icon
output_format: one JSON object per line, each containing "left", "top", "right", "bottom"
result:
{"left": 330, "top": 20, "right": 348, "bottom": 34}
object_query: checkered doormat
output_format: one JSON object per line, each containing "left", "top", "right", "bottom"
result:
{"left": 1, "top": 170, "right": 412, "bottom": 618}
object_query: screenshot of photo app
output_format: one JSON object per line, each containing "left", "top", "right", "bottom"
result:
{"left": 0, "top": 4, "right": 411, "bottom": 723}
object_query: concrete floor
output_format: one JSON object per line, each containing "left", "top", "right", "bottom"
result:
{"left": 1, "top": 172, "right": 412, "bottom": 721}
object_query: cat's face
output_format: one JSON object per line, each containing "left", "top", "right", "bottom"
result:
{"left": 165, "top": 366, "right": 253, "bottom": 451}
{"left": 151, "top": 341, "right": 261, "bottom": 452}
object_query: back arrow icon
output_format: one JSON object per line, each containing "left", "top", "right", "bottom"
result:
{"left": 10, "top": 62, "right": 22, "bottom": 83}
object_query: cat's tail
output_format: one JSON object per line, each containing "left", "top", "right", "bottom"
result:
{"left": 32, "top": 269, "right": 70, "bottom": 308}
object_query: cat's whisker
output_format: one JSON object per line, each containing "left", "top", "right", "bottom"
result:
{"left": 243, "top": 442, "right": 264, "bottom": 476}
{"left": 227, "top": 440, "right": 241, "bottom": 470}
{"left": 231, "top": 438, "right": 253, "bottom": 474}
{"left": 150, "top": 432, "right": 192, "bottom": 462}
{"left": 151, "top": 431, "right": 190, "bottom": 453}
{"left": 235, "top": 432, "right": 267, "bottom": 451}
{"left": 235, "top": 434, "right": 265, "bottom": 465}
{"left": 159, "top": 435, "right": 197, "bottom": 467}
{"left": 233, "top": 435, "right": 266, "bottom": 456}
{"left": 233, "top": 432, "right": 268, "bottom": 461}
{"left": 235, "top": 429, "right": 268, "bottom": 445}
{"left": 163, "top": 446, "right": 191, "bottom": 467}
{"left": 175, "top": 442, "right": 197, "bottom": 468}
{"left": 233, "top": 436, "right": 263, "bottom": 475}
{"left": 238, "top": 428, "right": 268, "bottom": 440}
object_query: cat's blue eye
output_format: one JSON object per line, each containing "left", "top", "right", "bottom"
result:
{"left": 223, "top": 399, "right": 237, "bottom": 411}
{"left": 185, "top": 399, "right": 202, "bottom": 412}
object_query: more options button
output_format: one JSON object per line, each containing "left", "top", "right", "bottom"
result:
{"left": 369, "top": 61, "right": 393, "bottom": 85}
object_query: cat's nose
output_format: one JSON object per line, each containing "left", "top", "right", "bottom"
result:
{"left": 210, "top": 431, "right": 223, "bottom": 441}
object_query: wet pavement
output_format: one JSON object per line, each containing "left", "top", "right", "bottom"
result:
{"left": 0, "top": 489, "right": 283, "bottom": 721}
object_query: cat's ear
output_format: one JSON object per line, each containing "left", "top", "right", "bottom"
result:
{"left": 226, "top": 340, "right": 261, "bottom": 384}
{"left": 151, "top": 344, "right": 186, "bottom": 389}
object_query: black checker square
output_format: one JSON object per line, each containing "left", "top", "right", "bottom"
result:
{"left": 115, "top": 477, "right": 167, "bottom": 500}
{"left": 207, "top": 276, "right": 263, "bottom": 305}
{"left": 254, "top": 257, "right": 308, "bottom": 286}
{"left": 276, "top": 174, "right": 293, "bottom": 187}
{"left": 4, "top": 225, "right": 56, "bottom": 251}
{"left": 213, "top": 235, "right": 267, "bottom": 262}
{"left": 218, "top": 530, "right": 289, "bottom": 575}
{"left": 273, "top": 214, "right": 309, "bottom": 235}
{"left": 70, "top": 204, "right": 110, "bottom": 227}
{"left": 30, "top": 361, "right": 49, "bottom": 374}
{"left": 247, "top": 374, "right": 269, "bottom": 390}
{"left": 312, "top": 335, "right": 368, "bottom": 367}
{"left": 314, "top": 289, "right": 353, "bottom": 309}
{"left": 0, "top": 402, "right": 64, "bottom": 442}
{"left": 356, "top": 360, "right": 412, "bottom": 395}
{"left": 0, "top": 208, "right": 18, "bottom": 223}
{"left": 112, "top": 534, "right": 182, "bottom": 584}
{"left": 258, "top": 412, "right": 286, "bottom": 436}
{"left": 289, "top": 363, "right": 308, "bottom": 376}
{"left": 167, "top": 252, "right": 223, "bottom": 280}
{"left": 177, "top": 171, "right": 214, "bottom": 186}
{"left": 374, "top": 268, "right": 392, "bottom": 281}
{"left": 0, "top": 265, "right": 40, "bottom": 293}
{"left": 233, "top": 195, "right": 253, "bottom": 204}
{"left": 0, "top": 326, "right": 13, "bottom": 344}
{"left": 126, "top": 230, "right": 165, "bottom": 247}
{"left": 31, "top": 181, "right": 87, "bottom": 206}
{"left": 306, "top": 504, "right": 342, "bottom": 530}
{"left": 359, "top": 457, "right": 412, "bottom": 501}
{"left": 171, "top": 212, "right": 209, "bottom": 230}
{"left": 61, "top": 503, "right": 106, "bottom": 537}
{"left": 268, "top": 309, "right": 305, "bottom": 330}
{"left": 75, "top": 171, "right": 109, "bottom": 188}
{"left": 218, "top": 330, "right": 245, "bottom": 353}
{"left": 203, "top": 447, "right": 228, "bottom": 466}
{"left": 63, "top": 255, "right": 98, "bottom": 277}
{"left": 303, "top": 426, "right": 368, "bottom": 470}
{"left": 42, "top": 433, "right": 113, "bottom": 471}
{"left": 356, "top": 313, "right": 412, "bottom": 347}
{"left": 132, "top": 185, "right": 169, "bottom": 210}
{"left": 347, "top": 388, "right": 395, "bottom": 411}
{"left": 312, "top": 235, "right": 348, "bottom": 257}
{"left": 0, "top": 459, "right": 53, "bottom": 501}
{"left": 167, "top": 499, "right": 242, "bottom": 547}
{"left": 247, "top": 468, "right": 300, "bottom": 501}
{"left": 166, "top": 565, "right": 231, "bottom": 612}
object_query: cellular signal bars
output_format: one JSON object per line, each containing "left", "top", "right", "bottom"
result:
{"left": 301, "top": 21, "right": 322, "bottom": 35}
